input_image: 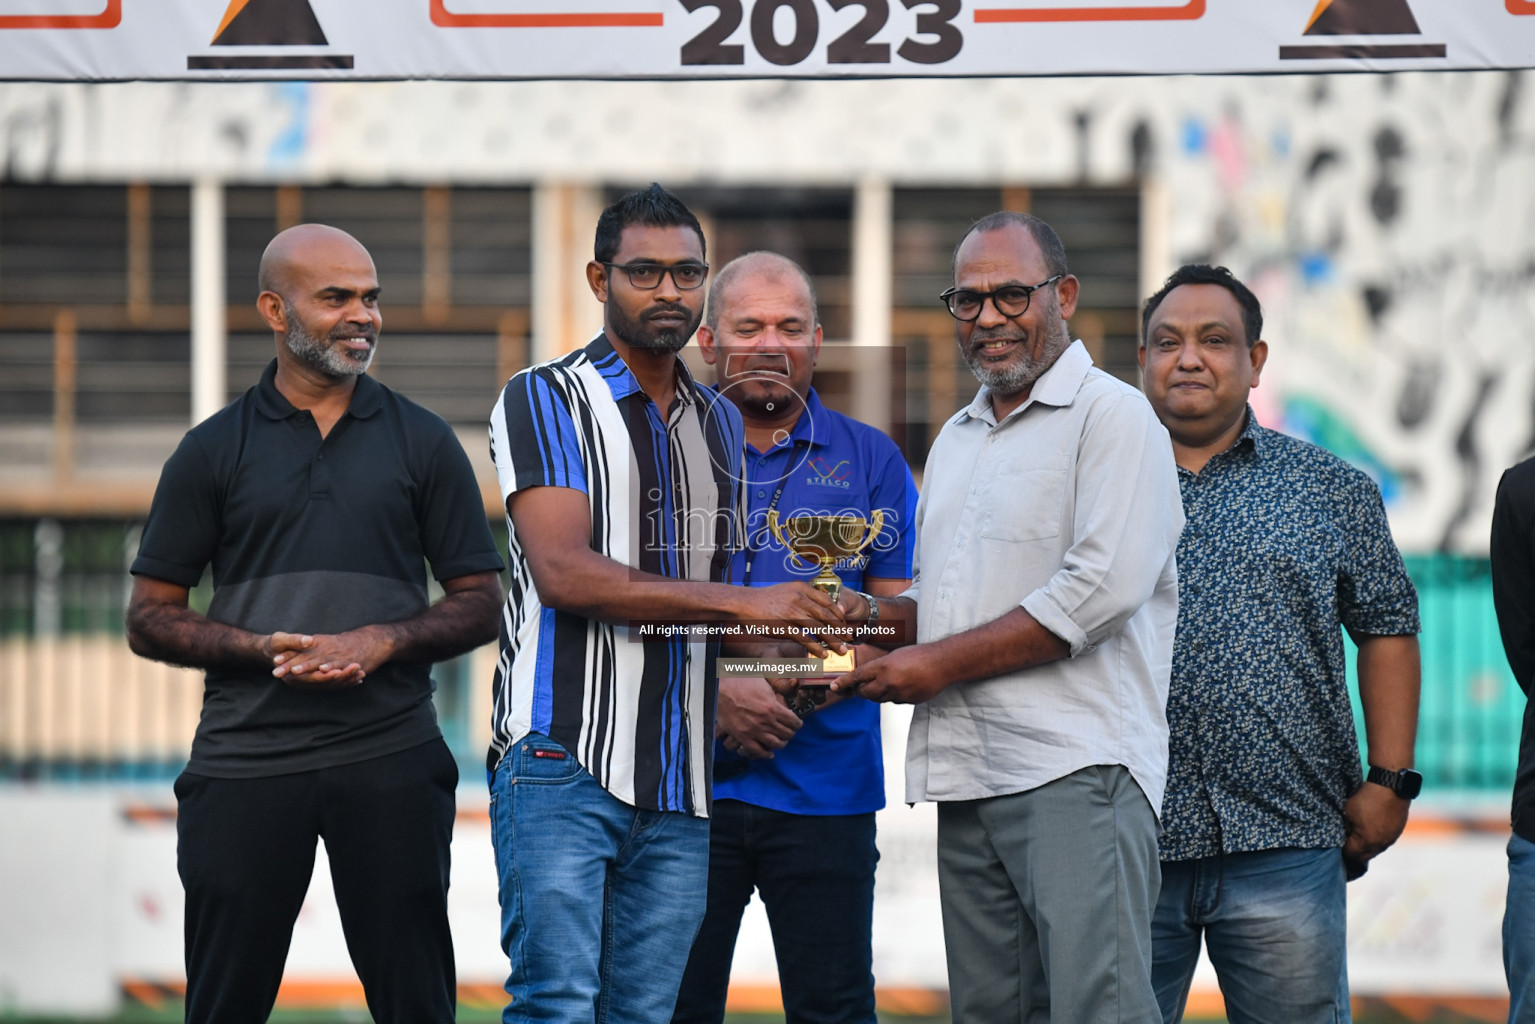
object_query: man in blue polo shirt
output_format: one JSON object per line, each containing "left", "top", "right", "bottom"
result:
{"left": 672, "top": 251, "right": 917, "bottom": 1024}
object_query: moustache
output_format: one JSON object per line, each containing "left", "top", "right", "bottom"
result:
{"left": 739, "top": 365, "right": 791, "bottom": 379}
{"left": 738, "top": 358, "right": 792, "bottom": 378}
{"left": 966, "top": 327, "right": 1025, "bottom": 348}
{"left": 329, "top": 329, "right": 377, "bottom": 344}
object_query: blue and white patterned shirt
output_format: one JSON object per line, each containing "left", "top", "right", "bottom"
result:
{"left": 487, "top": 333, "right": 745, "bottom": 816}
{"left": 1159, "top": 409, "right": 1420, "bottom": 861}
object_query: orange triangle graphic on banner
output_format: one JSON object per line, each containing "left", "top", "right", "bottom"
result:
{"left": 209, "top": 0, "right": 329, "bottom": 46}
{"left": 1304, "top": 0, "right": 1334, "bottom": 32}
{"left": 212, "top": 0, "right": 254, "bottom": 43}
{"left": 1303, "top": 0, "right": 1420, "bottom": 35}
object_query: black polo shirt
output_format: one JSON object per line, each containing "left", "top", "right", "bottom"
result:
{"left": 132, "top": 359, "right": 504, "bottom": 778}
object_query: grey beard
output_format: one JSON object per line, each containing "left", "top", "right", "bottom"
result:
{"left": 967, "top": 352, "right": 1044, "bottom": 394}
{"left": 964, "top": 329, "right": 1069, "bottom": 397}
{"left": 284, "top": 306, "right": 373, "bottom": 377}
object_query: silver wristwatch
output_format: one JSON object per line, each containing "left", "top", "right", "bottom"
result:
{"left": 852, "top": 589, "right": 879, "bottom": 640}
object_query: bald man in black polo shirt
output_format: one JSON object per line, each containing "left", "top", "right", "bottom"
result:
{"left": 126, "top": 224, "right": 504, "bottom": 1024}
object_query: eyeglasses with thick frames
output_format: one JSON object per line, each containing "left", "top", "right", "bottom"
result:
{"left": 940, "top": 275, "right": 1063, "bottom": 322}
{"left": 603, "top": 261, "right": 710, "bottom": 291}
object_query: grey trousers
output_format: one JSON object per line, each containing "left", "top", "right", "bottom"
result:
{"left": 936, "top": 764, "right": 1162, "bottom": 1024}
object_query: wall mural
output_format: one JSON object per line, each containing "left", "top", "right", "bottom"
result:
{"left": 1116, "top": 72, "right": 1535, "bottom": 554}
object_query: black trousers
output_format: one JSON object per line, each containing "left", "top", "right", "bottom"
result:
{"left": 174, "top": 737, "right": 459, "bottom": 1024}
{"left": 672, "top": 800, "right": 879, "bottom": 1024}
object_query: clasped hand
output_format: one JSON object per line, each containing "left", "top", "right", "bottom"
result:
{"left": 267, "top": 626, "right": 392, "bottom": 688}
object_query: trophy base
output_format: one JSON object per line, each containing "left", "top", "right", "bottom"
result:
{"left": 789, "top": 681, "right": 830, "bottom": 719}
{"left": 788, "top": 650, "right": 852, "bottom": 718}
{"left": 818, "top": 649, "right": 855, "bottom": 675}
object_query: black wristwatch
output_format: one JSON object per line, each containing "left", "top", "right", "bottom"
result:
{"left": 1366, "top": 765, "right": 1423, "bottom": 800}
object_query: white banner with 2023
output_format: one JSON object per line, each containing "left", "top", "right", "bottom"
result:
{"left": 0, "top": 1, "right": 1531, "bottom": 82}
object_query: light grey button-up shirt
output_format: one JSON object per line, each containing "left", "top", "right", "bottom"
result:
{"left": 903, "top": 340, "right": 1183, "bottom": 813}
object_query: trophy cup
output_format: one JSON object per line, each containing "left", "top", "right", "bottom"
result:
{"left": 765, "top": 510, "right": 886, "bottom": 682}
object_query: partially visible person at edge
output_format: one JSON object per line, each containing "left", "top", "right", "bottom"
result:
{"left": 485, "top": 185, "right": 847, "bottom": 1023}
{"left": 671, "top": 251, "right": 917, "bottom": 1024}
{"left": 1492, "top": 456, "right": 1535, "bottom": 1024}
{"left": 126, "top": 223, "right": 506, "bottom": 1024}
{"left": 829, "top": 211, "right": 1184, "bottom": 1023}
{"left": 1138, "top": 263, "right": 1422, "bottom": 1024}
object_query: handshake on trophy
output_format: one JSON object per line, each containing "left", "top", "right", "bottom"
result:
{"left": 765, "top": 510, "right": 885, "bottom": 706}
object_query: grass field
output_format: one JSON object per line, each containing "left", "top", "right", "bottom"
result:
{"left": 0, "top": 1002, "right": 1510, "bottom": 1023}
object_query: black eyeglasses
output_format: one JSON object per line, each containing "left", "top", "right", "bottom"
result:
{"left": 940, "top": 275, "right": 1063, "bottom": 322}
{"left": 604, "top": 261, "right": 709, "bottom": 291}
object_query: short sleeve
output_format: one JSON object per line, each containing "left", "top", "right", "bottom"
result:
{"left": 1337, "top": 473, "right": 1420, "bottom": 637}
{"left": 489, "top": 368, "right": 589, "bottom": 503}
{"left": 415, "top": 424, "right": 506, "bottom": 582}
{"left": 131, "top": 432, "right": 221, "bottom": 588}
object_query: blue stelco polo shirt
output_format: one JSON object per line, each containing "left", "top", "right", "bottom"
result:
{"left": 714, "top": 388, "right": 917, "bottom": 815}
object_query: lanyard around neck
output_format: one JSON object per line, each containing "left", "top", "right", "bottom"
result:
{"left": 740, "top": 438, "right": 809, "bottom": 589}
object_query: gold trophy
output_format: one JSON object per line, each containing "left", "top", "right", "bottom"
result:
{"left": 765, "top": 510, "right": 885, "bottom": 677}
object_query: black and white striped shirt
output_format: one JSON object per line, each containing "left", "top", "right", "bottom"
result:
{"left": 487, "top": 334, "right": 744, "bottom": 816}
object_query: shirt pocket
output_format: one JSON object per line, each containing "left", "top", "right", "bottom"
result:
{"left": 978, "top": 455, "right": 1069, "bottom": 543}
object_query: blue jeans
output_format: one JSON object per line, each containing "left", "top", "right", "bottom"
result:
{"left": 1507, "top": 833, "right": 1535, "bottom": 1023}
{"left": 1152, "top": 847, "right": 1350, "bottom": 1024}
{"left": 489, "top": 733, "right": 711, "bottom": 1023}
{"left": 671, "top": 800, "right": 878, "bottom": 1024}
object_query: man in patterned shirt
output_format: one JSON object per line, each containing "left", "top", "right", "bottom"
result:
{"left": 1139, "top": 264, "right": 1422, "bottom": 1024}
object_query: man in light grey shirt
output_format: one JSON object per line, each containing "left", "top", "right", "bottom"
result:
{"left": 833, "top": 211, "right": 1183, "bottom": 1022}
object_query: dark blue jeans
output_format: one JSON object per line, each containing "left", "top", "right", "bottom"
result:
{"left": 671, "top": 799, "right": 879, "bottom": 1024}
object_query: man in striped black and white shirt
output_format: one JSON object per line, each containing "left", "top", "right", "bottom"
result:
{"left": 486, "top": 184, "right": 845, "bottom": 1023}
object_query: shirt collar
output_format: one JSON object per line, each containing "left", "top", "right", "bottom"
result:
{"left": 1232, "top": 404, "right": 1266, "bottom": 455}
{"left": 960, "top": 339, "right": 1093, "bottom": 427}
{"left": 585, "top": 332, "right": 702, "bottom": 409}
{"left": 252, "top": 358, "right": 383, "bottom": 421}
{"left": 1180, "top": 405, "right": 1266, "bottom": 478}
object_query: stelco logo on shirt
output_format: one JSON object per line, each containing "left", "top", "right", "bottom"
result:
{"left": 806, "top": 456, "right": 852, "bottom": 490}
